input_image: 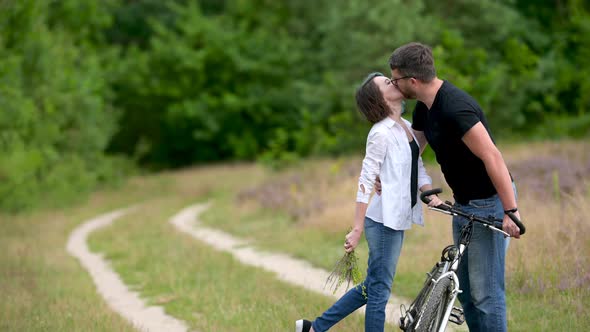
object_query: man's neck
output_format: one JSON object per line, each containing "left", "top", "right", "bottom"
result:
{"left": 416, "top": 77, "right": 444, "bottom": 110}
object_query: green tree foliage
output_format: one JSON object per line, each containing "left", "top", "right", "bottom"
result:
{"left": 1, "top": 0, "right": 589, "bottom": 210}
{"left": 525, "top": 0, "right": 590, "bottom": 137}
{"left": 505, "top": 0, "right": 590, "bottom": 137}
{"left": 107, "top": 0, "right": 443, "bottom": 168}
{"left": 107, "top": 2, "right": 309, "bottom": 167}
{"left": 422, "top": 2, "right": 545, "bottom": 135}
{"left": 0, "top": 0, "right": 126, "bottom": 211}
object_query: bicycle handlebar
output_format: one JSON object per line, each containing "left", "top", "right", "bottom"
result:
{"left": 420, "top": 188, "right": 526, "bottom": 235}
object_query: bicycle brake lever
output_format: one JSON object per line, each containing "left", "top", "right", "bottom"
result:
{"left": 484, "top": 224, "right": 510, "bottom": 237}
{"left": 428, "top": 206, "right": 455, "bottom": 215}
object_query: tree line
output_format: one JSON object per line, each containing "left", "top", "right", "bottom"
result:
{"left": 1, "top": 0, "right": 589, "bottom": 211}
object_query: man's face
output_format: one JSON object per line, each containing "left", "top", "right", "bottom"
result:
{"left": 391, "top": 69, "right": 416, "bottom": 99}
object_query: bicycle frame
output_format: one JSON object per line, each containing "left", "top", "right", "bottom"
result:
{"left": 399, "top": 188, "right": 525, "bottom": 332}
{"left": 406, "top": 242, "right": 465, "bottom": 332}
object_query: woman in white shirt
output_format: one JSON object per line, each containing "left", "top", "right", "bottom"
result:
{"left": 296, "top": 73, "right": 442, "bottom": 332}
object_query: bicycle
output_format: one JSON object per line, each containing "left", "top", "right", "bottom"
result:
{"left": 399, "top": 188, "right": 526, "bottom": 332}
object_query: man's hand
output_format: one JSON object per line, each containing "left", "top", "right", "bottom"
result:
{"left": 375, "top": 176, "right": 382, "bottom": 195}
{"left": 427, "top": 195, "right": 444, "bottom": 207}
{"left": 503, "top": 211, "right": 521, "bottom": 239}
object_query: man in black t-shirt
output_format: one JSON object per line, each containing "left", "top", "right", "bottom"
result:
{"left": 388, "top": 42, "right": 521, "bottom": 332}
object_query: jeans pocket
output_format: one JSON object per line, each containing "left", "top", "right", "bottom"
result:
{"left": 468, "top": 196, "right": 497, "bottom": 209}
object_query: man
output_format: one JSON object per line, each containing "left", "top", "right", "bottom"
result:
{"left": 388, "top": 42, "right": 522, "bottom": 331}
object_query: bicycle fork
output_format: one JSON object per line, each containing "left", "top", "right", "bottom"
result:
{"left": 437, "top": 242, "right": 467, "bottom": 330}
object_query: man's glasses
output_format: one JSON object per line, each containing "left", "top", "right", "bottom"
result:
{"left": 391, "top": 75, "right": 412, "bottom": 86}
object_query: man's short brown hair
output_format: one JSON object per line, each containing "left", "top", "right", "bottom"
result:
{"left": 389, "top": 42, "right": 436, "bottom": 82}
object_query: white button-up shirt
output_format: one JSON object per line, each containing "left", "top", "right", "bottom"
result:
{"left": 356, "top": 117, "right": 432, "bottom": 230}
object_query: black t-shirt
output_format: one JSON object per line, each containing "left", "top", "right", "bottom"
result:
{"left": 412, "top": 81, "right": 496, "bottom": 203}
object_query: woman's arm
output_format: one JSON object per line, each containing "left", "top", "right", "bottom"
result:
{"left": 345, "top": 202, "right": 368, "bottom": 253}
{"left": 356, "top": 130, "right": 388, "bottom": 203}
{"left": 348, "top": 130, "right": 388, "bottom": 252}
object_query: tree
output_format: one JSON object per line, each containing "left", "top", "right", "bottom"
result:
{"left": 0, "top": 0, "right": 125, "bottom": 211}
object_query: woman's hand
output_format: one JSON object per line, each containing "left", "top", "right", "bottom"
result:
{"left": 344, "top": 228, "right": 362, "bottom": 253}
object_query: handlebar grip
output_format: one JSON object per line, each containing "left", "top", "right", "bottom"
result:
{"left": 420, "top": 188, "right": 443, "bottom": 204}
{"left": 506, "top": 212, "right": 526, "bottom": 235}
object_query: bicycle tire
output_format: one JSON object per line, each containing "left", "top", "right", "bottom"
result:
{"left": 400, "top": 264, "right": 447, "bottom": 331}
{"left": 417, "top": 265, "right": 446, "bottom": 310}
{"left": 414, "top": 276, "right": 454, "bottom": 332}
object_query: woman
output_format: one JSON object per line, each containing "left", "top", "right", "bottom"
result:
{"left": 296, "top": 73, "right": 442, "bottom": 332}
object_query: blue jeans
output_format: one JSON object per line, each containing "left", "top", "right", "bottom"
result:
{"left": 452, "top": 187, "right": 516, "bottom": 332}
{"left": 312, "top": 217, "right": 404, "bottom": 332}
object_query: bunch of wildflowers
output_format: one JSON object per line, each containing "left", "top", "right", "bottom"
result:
{"left": 324, "top": 248, "right": 366, "bottom": 299}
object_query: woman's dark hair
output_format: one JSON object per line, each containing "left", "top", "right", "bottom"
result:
{"left": 355, "top": 72, "right": 391, "bottom": 124}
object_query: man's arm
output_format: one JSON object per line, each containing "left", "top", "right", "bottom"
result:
{"left": 462, "top": 122, "right": 521, "bottom": 238}
{"left": 413, "top": 129, "right": 428, "bottom": 155}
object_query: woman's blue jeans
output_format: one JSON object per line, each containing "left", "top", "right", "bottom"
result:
{"left": 452, "top": 186, "right": 516, "bottom": 332}
{"left": 312, "top": 217, "right": 404, "bottom": 332}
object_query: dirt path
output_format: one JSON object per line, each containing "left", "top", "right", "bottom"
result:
{"left": 67, "top": 203, "right": 464, "bottom": 331}
{"left": 66, "top": 208, "right": 190, "bottom": 332}
{"left": 172, "top": 204, "right": 466, "bottom": 331}
{"left": 170, "top": 203, "right": 408, "bottom": 327}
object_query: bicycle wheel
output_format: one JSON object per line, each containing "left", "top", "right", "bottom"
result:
{"left": 400, "top": 264, "right": 446, "bottom": 331}
{"left": 414, "top": 276, "right": 454, "bottom": 332}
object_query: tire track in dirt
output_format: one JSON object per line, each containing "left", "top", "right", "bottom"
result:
{"left": 170, "top": 203, "right": 409, "bottom": 328}
{"left": 67, "top": 203, "right": 464, "bottom": 331}
{"left": 67, "top": 208, "right": 190, "bottom": 332}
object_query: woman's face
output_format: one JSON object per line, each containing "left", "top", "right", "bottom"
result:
{"left": 373, "top": 76, "right": 404, "bottom": 105}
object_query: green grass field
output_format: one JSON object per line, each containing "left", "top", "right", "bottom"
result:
{"left": 1, "top": 142, "right": 589, "bottom": 331}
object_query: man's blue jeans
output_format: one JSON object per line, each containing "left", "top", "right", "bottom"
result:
{"left": 452, "top": 189, "right": 514, "bottom": 332}
{"left": 312, "top": 217, "right": 404, "bottom": 332}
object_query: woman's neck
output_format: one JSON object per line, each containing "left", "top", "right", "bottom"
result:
{"left": 388, "top": 103, "right": 403, "bottom": 122}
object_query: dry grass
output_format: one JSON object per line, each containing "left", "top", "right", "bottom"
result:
{"left": 0, "top": 161, "right": 266, "bottom": 331}
{"left": 87, "top": 195, "right": 362, "bottom": 332}
{"left": 500, "top": 140, "right": 590, "bottom": 163}
{"left": 508, "top": 193, "right": 590, "bottom": 292}
{"left": 239, "top": 141, "right": 590, "bottom": 284}
{"left": 2, "top": 140, "right": 587, "bottom": 331}
{"left": 237, "top": 140, "right": 590, "bottom": 330}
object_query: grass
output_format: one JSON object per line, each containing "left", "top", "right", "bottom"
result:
{"left": 198, "top": 140, "right": 590, "bottom": 331}
{"left": 88, "top": 196, "right": 365, "bottom": 331}
{"left": 0, "top": 162, "right": 367, "bottom": 331}
{"left": 0, "top": 163, "right": 263, "bottom": 331}
{"left": 1, "top": 141, "right": 588, "bottom": 331}
{"left": 0, "top": 176, "right": 169, "bottom": 331}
